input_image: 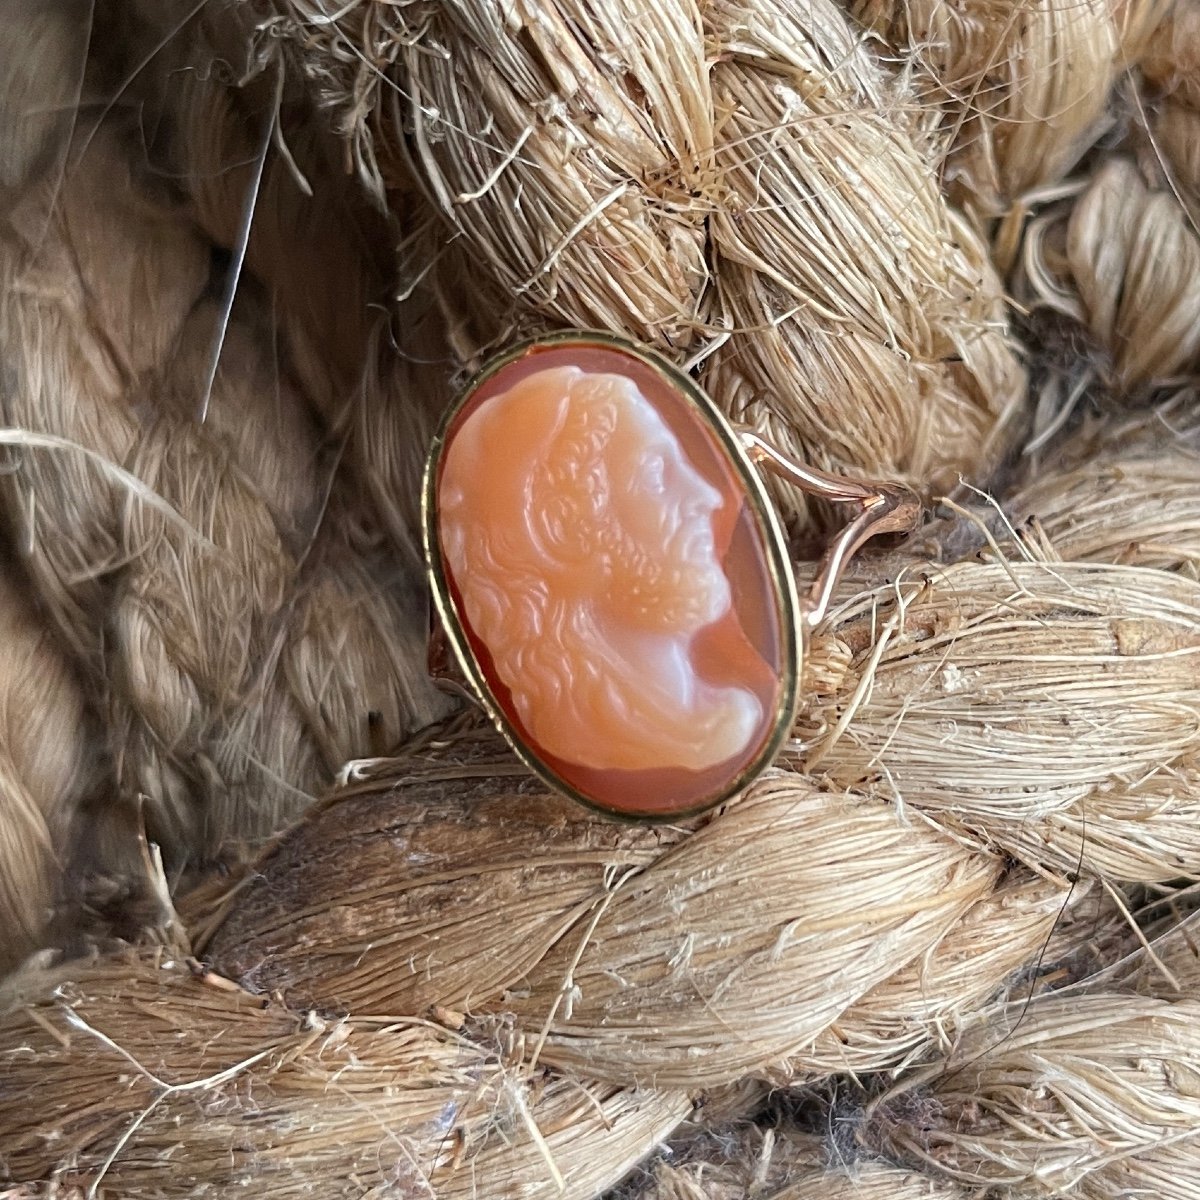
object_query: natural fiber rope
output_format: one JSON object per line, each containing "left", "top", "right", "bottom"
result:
{"left": 262, "top": 0, "right": 1026, "bottom": 535}
{"left": 203, "top": 760, "right": 1005, "bottom": 1087}
{"left": 1019, "top": 157, "right": 1200, "bottom": 393}
{"left": 0, "top": 950, "right": 691, "bottom": 1197}
{"left": 2, "top": 1, "right": 1200, "bottom": 1197}
{"left": 0, "top": 564, "right": 99, "bottom": 972}
{"left": 861, "top": 992, "right": 1200, "bottom": 1198}
{"left": 798, "top": 559, "right": 1200, "bottom": 882}
{"left": 0, "top": 60, "right": 446, "bottom": 944}
{"left": 1010, "top": 403, "right": 1200, "bottom": 575}
{"left": 625, "top": 1128, "right": 972, "bottom": 1199}
{"left": 852, "top": 0, "right": 1159, "bottom": 229}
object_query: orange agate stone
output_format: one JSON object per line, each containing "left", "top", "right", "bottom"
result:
{"left": 434, "top": 341, "right": 788, "bottom": 818}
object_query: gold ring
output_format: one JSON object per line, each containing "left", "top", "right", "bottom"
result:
{"left": 423, "top": 332, "right": 920, "bottom": 821}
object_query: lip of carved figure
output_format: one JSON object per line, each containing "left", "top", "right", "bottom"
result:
{"left": 438, "top": 362, "right": 768, "bottom": 776}
{"left": 679, "top": 520, "right": 720, "bottom": 573}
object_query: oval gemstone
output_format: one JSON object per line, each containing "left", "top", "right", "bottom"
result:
{"left": 433, "top": 339, "right": 792, "bottom": 818}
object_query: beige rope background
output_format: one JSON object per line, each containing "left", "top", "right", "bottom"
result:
{"left": 266, "top": 0, "right": 1026, "bottom": 537}
{"left": 1, "top": 0, "right": 1200, "bottom": 1195}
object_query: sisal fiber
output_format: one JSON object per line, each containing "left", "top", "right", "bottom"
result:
{"left": 623, "top": 1128, "right": 973, "bottom": 1199}
{"left": 0, "top": 949, "right": 690, "bottom": 1198}
{"left": 1019, "top": 157, "right": 1200, "bottom": 393}
{"left": 261, "top": 0, "right": 1026, "bottom": 537}
{"left": 3, "top": 0, "right": 1200, "bottom": 1196}
{"left": 860, "top": 991, "right": 1200, "bottom": 1199}
{"left": 0, "top": 106, "right": 447, "bottom": 901}
{"left": 198, "top": 748, "right": 1115, "bottom": 1089}
{"left": 202, "top": 755, "right": 1002, "bottom": 1088}
{"left": 850, "top": 0, "right": 1164, "bottom": 231}
{"left": 1009, "top": 401, "right": 1200, "bottom": 575}
{"left": 797, "top": 559, "right": 1200, "bottom": 883}
{"left": 0, "top": 564, "right": 99, "bottom": 972}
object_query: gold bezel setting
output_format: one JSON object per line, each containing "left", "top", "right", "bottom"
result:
{"left": 421, "top": 331, "right": 803, "bottom": 822}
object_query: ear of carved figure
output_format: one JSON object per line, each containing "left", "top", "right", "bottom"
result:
{"left": 523, "top": 369, "right": 733, "bottom": 633}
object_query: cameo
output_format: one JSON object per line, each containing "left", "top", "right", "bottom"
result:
{"left": 429, "top": 337, "right": 796, "bottom": 818}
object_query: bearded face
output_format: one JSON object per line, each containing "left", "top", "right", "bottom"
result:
{"left": 529, "top": 370, "right": 732, "bottom": 635}
{"left": 438, "top": 364, "right": 763, "bottom": 774}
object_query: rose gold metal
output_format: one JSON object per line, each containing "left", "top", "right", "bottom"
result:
{"left": 427, "top": 602, "right": 481, "bottom": 704}
{"left": 736, "top": 429, "right": 921, "bottom": 627}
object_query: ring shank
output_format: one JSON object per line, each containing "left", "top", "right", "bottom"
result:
{"left": 737, "top": 429, "right": 921, "bottom": 627}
